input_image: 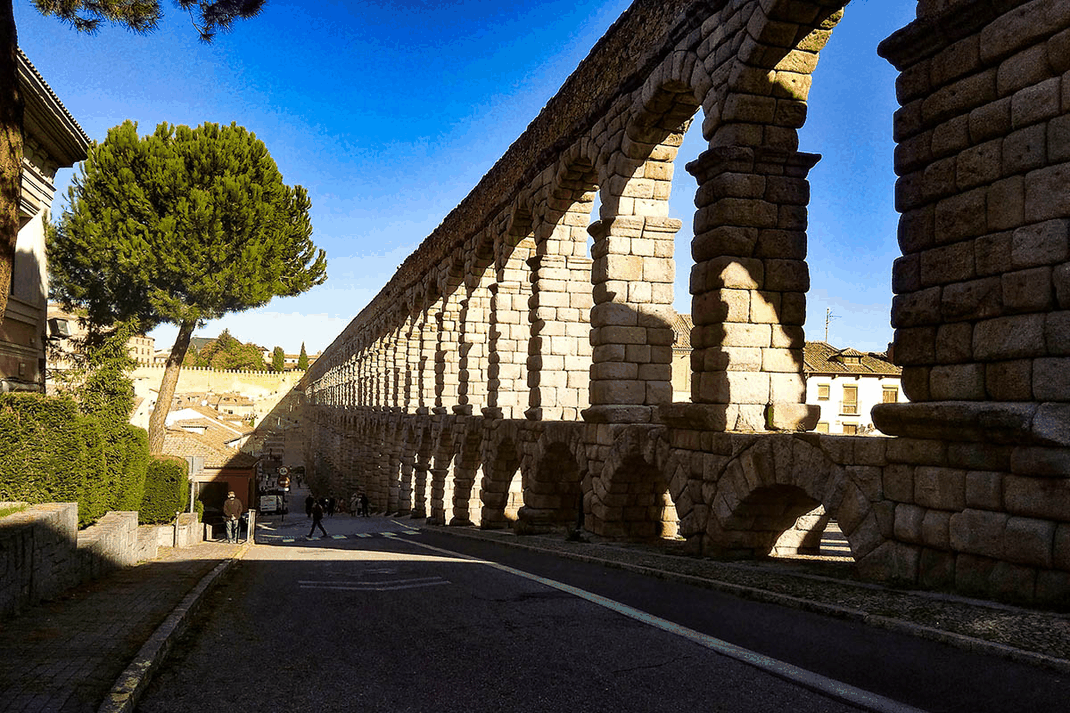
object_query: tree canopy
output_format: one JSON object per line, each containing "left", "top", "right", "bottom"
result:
{"left": 0, "top": 0, "right": 267, "bottom": 324}
{"left": 297, "top": 342, "right": 309, "bottom": 371}
{"left": 271, "top": 345, "right": 285, "bottom": 372}
{"left": 184, "top": 329, "right": 267, "bottom": 371}
{"left": 50, "top": 120, "right": 326, "bottom": 451}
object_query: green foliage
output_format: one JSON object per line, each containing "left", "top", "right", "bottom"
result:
{"left": 0, "top": 394, "right": 91, "bottom": 523}
{"left": 140, "top": 456, "right": 189, "bottom": 524}
{"left": 31, "top": 0, "right": 266, "bottom": 42}
{"left": 297, "top": 342, "right": 309, "bottom": 371}
{"left": 116, "top": 425, "right": 150, "bottom": 511}
{"left": 198, "top": 329, "right": 267, "bottom": 371}
{"left": 271, "top": 345, "right": 285, "bottom": 372}
{"left": 0, "top": 504, "right": 28, "bottom": 519}
{"left": 0, "top": 326, "right": 151, "bottom": 526}
{"left": 49, "top": 121, "right": 327, "bottom": 336}
{"left": 183, "top": 343, "right": 204, "bottom": 367}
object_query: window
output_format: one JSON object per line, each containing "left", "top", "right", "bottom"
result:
{"left": 815, "top": 422, "right": 829, "bottom": 433}
{"left": 842, "top": 385, "right": 858, "bottom": 415}
{"left": 842, "top": 423, "right": 858, "bottom": 435}
{"left": 883, "top": 386, "right": 898, "bottom": 403}
{"left": 817, "top": 383, "right": 830, "bottom": 401}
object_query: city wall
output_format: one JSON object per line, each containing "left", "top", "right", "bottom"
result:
{"left": 264, "top": 0, "right": 1070, "bottom": 604}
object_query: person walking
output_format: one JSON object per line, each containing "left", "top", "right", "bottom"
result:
{"left": 326, "top": 496, "right": 336, "bottom": 517}
{"left": 308, "top": 499, "right": 328, "bottom": 539}
{"left": 360, "top": 492, "right": 370, "bottom": 518}
{"left": 305, "top": 494, "right": 314, "bottom": 519}
{"left": 223, "top": 491, "right": 244, "bottom": 544}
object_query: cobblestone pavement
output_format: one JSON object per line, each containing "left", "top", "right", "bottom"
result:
{"left": 425, "top": 525, "right": 1070, "bottom": 673}
{"left": 0, "top": 541, "right": 241, "bottom": 713}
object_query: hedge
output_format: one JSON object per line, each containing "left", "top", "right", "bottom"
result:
{"left": 140, "top": 456, "right": 189, "bottom": 524}
{"left": 0, "top": 394, "right": 92, "bottom": 523}
{"left": 0, "top": 393, "right": 153, "bottom": 527}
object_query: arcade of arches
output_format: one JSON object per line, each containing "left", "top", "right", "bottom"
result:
{"left": 274, "top": 0, "right": 1070, "bottom": 604}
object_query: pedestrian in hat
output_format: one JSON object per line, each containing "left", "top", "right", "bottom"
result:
{"left": 223, "top": 491, "right": 243, "bottom": 544}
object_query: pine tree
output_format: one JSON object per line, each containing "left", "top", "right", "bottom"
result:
{"left": 271, "top": 346, "right": 285, "bottom": 372}
{"left": 0, "top": 0, "right": 266, "bottom": 326}
{"left": 297, "top": 342, "right": 309, "bottom": 371}
{"left": 50, "top": 120, "right": 326, "bottom": 453}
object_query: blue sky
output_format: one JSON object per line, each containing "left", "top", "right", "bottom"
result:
{"left": 18, "top": 0, "right": 915, "bottom": 355}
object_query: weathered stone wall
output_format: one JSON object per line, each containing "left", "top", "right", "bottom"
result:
{"left": 268, "top": 0, "right": 1070, "bottom": 604}
{"left": 0, "top": 505, "right": 199, "bottom": 619}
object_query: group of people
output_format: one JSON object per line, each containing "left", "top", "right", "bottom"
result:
{"left": 304, "top": 491, "right": 370, "bottom": 538}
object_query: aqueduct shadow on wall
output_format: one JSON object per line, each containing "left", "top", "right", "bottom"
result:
{"left": 262, "top": 0, "right": 1070, "bottom": 605}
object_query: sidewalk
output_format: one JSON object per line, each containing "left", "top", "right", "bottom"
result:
{"left": 0, "top": 539, "right": 246, "bottom": 713}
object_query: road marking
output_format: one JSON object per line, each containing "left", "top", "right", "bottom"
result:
{"left": 403, "top": 539, "right": 927, "bottom": 713}
{"left": 355, "top": 533, "right": 373, "bottom": 538}
{"left": 330, "top": 535, "right": 347, "bottom": 540}
{"left": 282, "top": 538, "right": 294, "bottom": 543}
{"left": 299, "top": 577, "right": 450, "bottom": 593}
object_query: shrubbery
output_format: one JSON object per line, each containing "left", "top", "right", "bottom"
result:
{"left": 0, "top": 323, "right": 157, "bottom": 527}
{"left": 139, "top": 456, "right": 189, "bottom": 524}
{"left": 0, "top": 394, "right": 151, "bottom": 526}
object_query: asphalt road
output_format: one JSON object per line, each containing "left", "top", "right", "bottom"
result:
{"left": 135, "top": 516, "right": 1070, "bottom": 713}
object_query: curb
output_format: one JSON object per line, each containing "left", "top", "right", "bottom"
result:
{"left": 97, "top": 541, "right": 252, "bottom": 713}
{"left": 426, "top": 526, "right": 1070, "bottom": 676}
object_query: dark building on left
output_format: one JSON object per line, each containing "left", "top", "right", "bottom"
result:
{"left": 1, "top": 50, "right": 89, "bottom": 392}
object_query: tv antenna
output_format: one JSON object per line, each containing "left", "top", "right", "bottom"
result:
{"left": 824, "top": 308, "right": 838, "bottom": 342}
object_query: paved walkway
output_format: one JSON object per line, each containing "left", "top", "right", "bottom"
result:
{"left": 0, "top": 540, "right": 241, "bottom": 713}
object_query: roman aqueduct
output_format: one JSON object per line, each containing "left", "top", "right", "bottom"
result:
{"left": 269, "top": 0, "right": 1070, "bottom": 603}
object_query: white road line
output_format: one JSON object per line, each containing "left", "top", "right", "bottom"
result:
{"left": 403, "top": 539, "right": 928, "bottom": 713}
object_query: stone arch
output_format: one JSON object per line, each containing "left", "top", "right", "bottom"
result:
{"left": 410, "top": 419, "right": 434, "bottom": 519}
{"left": 395, "top": 422, "right": 418, "bottom": 515}
{"left": 520, "top": 424, "right": 588, "bottom": 533}
{"left": 590, "top": 425, "right": 678, "bottom": 540}
{"left": 448, "top": 419, "right": 484, "bottom": 525}
{"left": 478, "top": 423, "right": 524, "bottom": 530}
{"left": 686, "top": 2, "right": 845, "bottom": 430}
{"left": 704, "top": 435, "right": 883, "bottom": 562}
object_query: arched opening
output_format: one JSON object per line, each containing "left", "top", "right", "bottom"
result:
{"left": 478, "top": 438, "right": 522, "bottom": 530}
{"left": 600, "top": 454, "right": 677, "bottom": 541}
{"left": 518, "top": 441, "right": 582, "bottom": 533}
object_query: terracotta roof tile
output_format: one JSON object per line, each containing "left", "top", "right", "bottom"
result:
{"left": 803, "top": 341, "right": 900, "bottom": 376}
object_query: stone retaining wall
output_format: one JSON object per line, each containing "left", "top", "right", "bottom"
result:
{"left": 0, "top": 504, "right": 200, "bottom": 619}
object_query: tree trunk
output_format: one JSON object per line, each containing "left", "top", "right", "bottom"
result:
{"left": 147, "top": 319, "right": 196, "bottom": 454}
{"left": 0, "top": 0, "right": 23, "bottom": 326}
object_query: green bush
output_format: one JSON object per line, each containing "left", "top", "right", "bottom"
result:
{"left": 76, "top": 415, "right": 108, "bottom": 525}
{"left": 0, "top": 394, "right": 91, "bottom": 519}
{"left": 140, "top": 456, "right": 188, "bottom": 524}
{"left": 115, "top": 426, "right": 149, "bottom": 511}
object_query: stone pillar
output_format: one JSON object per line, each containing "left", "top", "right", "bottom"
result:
{"left": 435, "top": 288, "right": 463, "bottom": 412}
{"left": 873, "top": 2, "right": 1070, "bottom": 445}
{"left": 417, "top": 304, "right": 438, "bottom": 410}
{"left": 684, "top": 146, "right": 818, "bottom": 432}
{"left": 585, "top": 216, "right": 679, "bottom": 422}
{"left": 487, "top": 244, "right": 532, "bottom": 419}
{"left": 458, "top": 272, "right": 493, "bottom": 413}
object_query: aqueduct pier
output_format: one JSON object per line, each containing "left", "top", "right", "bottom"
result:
{"left": 271, "top": 0, "right": 1070, "bottom": 604}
